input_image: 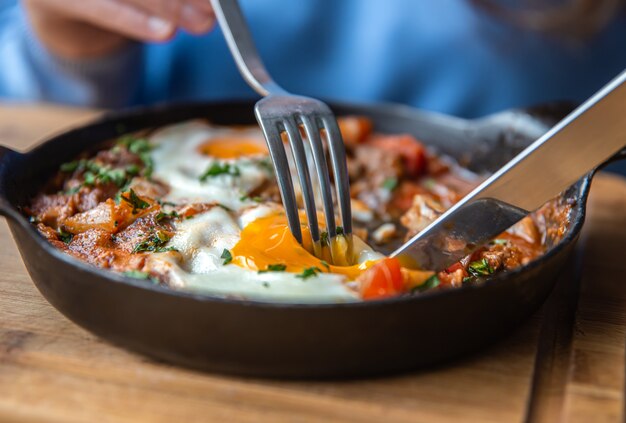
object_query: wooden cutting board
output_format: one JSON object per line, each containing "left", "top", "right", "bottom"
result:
{"left": 0, "top": 102, "right": 624, "bottom": 423}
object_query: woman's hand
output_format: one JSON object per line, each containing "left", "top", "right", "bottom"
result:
{"left": 23, "top": 0, "right": 215, "bottom": 59}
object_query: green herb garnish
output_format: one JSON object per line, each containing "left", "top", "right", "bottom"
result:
{"left": 132, "top": 231, "right": 175, "bottom": 253}
{"left": 157, "top": 199, "right": 177, "bottom": 207}
{"left": 61, "top": 158, "right": 139, "bottom": 188}
{"left": 57, "top": 228, "right": 73, "bottom": 244}
{"left": 139, "top": 152, "right": 154, "bottom": 178}
{"left": 65, "top": 185, "right": 81, "bottom": 195}
{"left": 155, "top": 210, "right": 179, "bottom": 222}
{"left": 320, "top": 228, "right": 343, "bottom": 245}
{"left": 296, "top": 266, "right": 322, "bottom": 279}
{"left": 60, "top": 161, "right": 80, "bottom": 172}
{"left": 117, "top": 135, "right": 151, "bottom": 154}
{"left": 125, "top": 164, "right": 140, "bottom": 176}
{"left": 116, "top": 135, "right": 154, "bottom": 178}
{"left": 83, "top": 171, "right": 96, "bottom": 186}
{"left": 382, "top": 177, "right": 398, "bottom": 191}
{"left": 412, "top": 275, "right": 440, "bottom": 293}
{"left": 467, "top": 258, "right": 494, "bottom": 277}
{"left": 258, "top": 264, "right": 287, "bottom": 273}
{"left": 221, "top": 249, "right": 233, "bottom": 265}
{"left": 492, "top": 239, "right": 508, "bottom": 245}
{"left": 320, "top": 260, "right": 330, "bottom": 270}
{"left": 256, "top": 157, "right": 274, "bottom": 174}
{"left": 199, "top": 163, "right": 240, "bottom": 181}
{"left": 122, "top": 270, "right": 150, "bottom": 280}
{"left": 239, "top": 195, "right": 262, "bottom": 202}
{"left": 217, "top": 204, "right": 233, "bottom": 212}
{"left": 121, "top": 189, "right": 150, "bottom": 214}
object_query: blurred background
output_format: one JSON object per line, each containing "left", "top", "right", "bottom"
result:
{"left": 1, "top": 0, "right": 625, "bottom": 172}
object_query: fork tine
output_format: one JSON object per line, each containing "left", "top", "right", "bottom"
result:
{"left": 283, "top": 117, "right": 320, "bottom": 243}
{"left": 300, "top": 115, "right": 337, "bottom": 239}
{"left": 320, "top": 115, "right": 352, "bottom": 236}
{"left": 255, "top": 115, "right": 303, "bottom": 244}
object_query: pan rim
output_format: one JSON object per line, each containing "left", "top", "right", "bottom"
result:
{"left": 0, "top": 100, "right": 591, "bottom": 310}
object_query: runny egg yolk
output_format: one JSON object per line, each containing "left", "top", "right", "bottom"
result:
{"left": 198, "top": 137, "right": 268, "bottom": 159}
{"left": 231, "top": 213, "right": 375, "bottom": 280}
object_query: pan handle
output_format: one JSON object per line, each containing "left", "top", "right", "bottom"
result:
{"left": 0, "top": 144, "right": 20, "bottom": 218}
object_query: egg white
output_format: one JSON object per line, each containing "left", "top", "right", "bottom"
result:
{"left": 145, "top": 206, "right": 359, "bottom": 303}
{"left": 150, "top": 121, "right": 273, "bottom": 211}
{"left": 145, "top": 123, "right": 362, "bottom": 303}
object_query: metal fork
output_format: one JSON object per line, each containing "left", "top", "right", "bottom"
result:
{"left": 211, "top": 0, "right": 352, "bottom": 250}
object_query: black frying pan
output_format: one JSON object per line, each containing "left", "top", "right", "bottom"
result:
{"left": 0, "top": 101, "right": 622, "bottom": 378}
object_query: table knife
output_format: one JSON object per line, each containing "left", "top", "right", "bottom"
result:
{"left": 392, "top": 69, "right": 626, "bottom": 270}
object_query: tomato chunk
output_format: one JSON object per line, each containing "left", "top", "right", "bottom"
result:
{"left": 337, "top": 116, "right": 374, "bottom": 146}
{"left": 359, "top": 257, "right": 405, "bottom": 300}
{"left": 445, "top": 262, "right": 465, "bottom": 274}
{"left": 368, "top": 135, "right": 427, "bottom": 177}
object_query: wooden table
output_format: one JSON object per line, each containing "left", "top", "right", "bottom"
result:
{"left": 0, "top": 102, "right": 625, "bottom": 423}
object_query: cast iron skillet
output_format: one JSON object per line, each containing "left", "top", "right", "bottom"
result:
{"left": 0, "top": 101, "right": 623, "bottom": 378}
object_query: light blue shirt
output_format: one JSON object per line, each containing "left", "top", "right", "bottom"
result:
{"left": 1, "top": 0, "right": 625, "bottom": 119}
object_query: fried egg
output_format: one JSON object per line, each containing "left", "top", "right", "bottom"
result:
{"left": 150, "top": 121, "right": 273, "bottom": 210}
{"left": 145, "top": 121, "right": 381, "bottom": 303}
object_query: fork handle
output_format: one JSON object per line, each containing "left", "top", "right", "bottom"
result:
{"left": 211, "top": 0, "right": 286, "bottom": 97}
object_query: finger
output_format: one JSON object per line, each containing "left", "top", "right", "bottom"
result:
{"left": 45, "top": 0, "right": 177, "bottom": 41}
{"left": 127, "top": 0, "right": 215, "bottom": 34}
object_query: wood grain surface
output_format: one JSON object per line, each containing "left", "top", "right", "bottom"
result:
{"left": 0, "top": 102, "right": 624, "bottom": 423}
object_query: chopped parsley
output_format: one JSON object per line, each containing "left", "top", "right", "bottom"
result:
{"left": 296, "top": 266, "right": 322, "bottom": 280}
{"left": 121, "top": 189, "right": 150, "bottom": 214}
{"left": 65, "top": 185, "right": 81, "bottom": 195}
{"left": 157, "top": 199, "right": 177, "bottom": 207}
{"left": 320, "top": 227, "right": 344, "bottom": 245}
{"left": 60, "top": 161, "right": 80, "bottom": 172}
{"left": 412, "top": 275, "right": 440, "bottom": 293}
{"left": 61, "top": 159, "right": 131, "bottom": 188}
{"left": 256, "top": 157, "right": 274, "bottom": 174}
{"left": 60, "top": 135, "right": 154, "bottom": 191}
{"left": 117, "top": 135, "right": 151, "bottom": 154}
{"left": 125, "top": 164, "right": 141, "bottom": 176}
{"left": 57, "top": 228, "right": 73, "bottom": 244}
{"left": 155, "top": 210, "right": 179, "bottom": 222}
{"left": 467, "top": 258, "right": 494, "bottom": 277}
{"left": 132, "top": 231, "right": 175, "bottom": 253}
{"left": 139, "top": 153, "right": 154, "bottom": 178}
{"left": 239, "top": 195, "right": 262, "bottom": 203}
{"left": 492, "top": 239, "right": 508, "bottom": 245}
{"left": 116, "top": 135, "right": 154, "bottom": 178}
{"left": 199, "top": 163, "right": 240, "bottom": 181}
{"left": 382, "top": 177, "right": 398, "bottom": 191}
{"left": 217, "top": 203, "right": 233, "bottom": 212}
{"left": 221, "top": 249, "right": 233, "bottom": 265}
{"left": 258, "top": 264, "right": 287, "bottom": 273}
{"left": 122, "top": 270, "right": 150, "bottom": 280}
{"left": 320, "top": 260, "right": 330, "bottom": 270}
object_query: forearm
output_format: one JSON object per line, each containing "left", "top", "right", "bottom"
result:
{"left": 0, "top": 4, "right": 143, "bottom": 108}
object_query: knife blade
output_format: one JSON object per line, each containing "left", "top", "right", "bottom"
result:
{"left": 392, "top": 69, "right": 626, "bottom": 270}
